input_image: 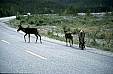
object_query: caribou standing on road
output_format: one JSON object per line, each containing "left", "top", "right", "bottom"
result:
{"left": 64, "top": 30, "right": 73, "bottom": 47}
{"left": 17, "top": 25, "right": 42, "bottom": 44}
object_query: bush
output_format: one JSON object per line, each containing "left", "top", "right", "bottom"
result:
{"left": 90, "top": 39, "right": 98, "bottom": 46}
{"left": 73, "top": 28, "right": 80, "bottom": 34}
{"left": 16, "top": 16, "right": 21, "bottom": 20}
{"left": 16, "top": 15, "right": 25, "bottom": 20}
{"left": 47, "top": 31, "right": 53, "bottom": 36}
{"left": 29, "top": 21, "right": 35, "bottom": 24}
{"left": 96, "top": 32, "right": 105, "bottom": 39}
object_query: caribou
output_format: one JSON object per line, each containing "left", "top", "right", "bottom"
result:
{"left": 64, "top": 30, "right": 73, "bottom": 47}
{"left": 17, "top": 25, "right": 42, "bottom": 44}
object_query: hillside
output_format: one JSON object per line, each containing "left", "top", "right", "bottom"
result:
{"left": 0, "top": 0, "right": 113, "bottom": 17}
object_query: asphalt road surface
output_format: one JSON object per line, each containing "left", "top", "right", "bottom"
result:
{"left": 0, "top": 17, "right": 113, "bottom": 74}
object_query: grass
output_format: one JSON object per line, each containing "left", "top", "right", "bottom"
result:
{"left": 9, "top": 13, "right": 113, "bottom": 52}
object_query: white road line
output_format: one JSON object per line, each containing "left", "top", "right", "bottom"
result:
{"left": 1, "top": 40, "right": 10, "bottom": 44}
{"left": 25, "top": 50, "right": 47, "bottom": 60}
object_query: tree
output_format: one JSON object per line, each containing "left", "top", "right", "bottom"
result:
{"left": 63, "top": 6, "right": 78, "bottom": 16}
{"left": 86, "top": 9, "right": 91, "bottom": 16}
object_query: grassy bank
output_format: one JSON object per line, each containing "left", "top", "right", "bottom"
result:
{"left": 9, "top": 13, "right": 113, "bottom": 52}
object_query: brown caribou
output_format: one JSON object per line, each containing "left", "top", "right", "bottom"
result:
{"left": 17, "top": 25, "right": 42, "bottom": 44}
{"left": 64, "top": 30, "right": 73, "bottom": 47}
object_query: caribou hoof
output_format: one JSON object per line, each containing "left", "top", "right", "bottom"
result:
{"left": 70, "top": 45, "right": 72, "bottom": 47}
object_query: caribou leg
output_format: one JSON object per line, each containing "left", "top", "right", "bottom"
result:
{"left": 66, "top": 38, "right": 68, "bottom": 46}
{"left": 69, "top": 39, "right": 71, "bottom": 47}
{"left": 38, "top": 34, "right": 42, "bottom": 44}
{"left": 35, "top": 34, "right": 38, "bottom": 43}
{"left": 71, "top": 38, "right": 73, "bottom": 46}
{"left": 28, "top": 34, "right": 30, "bottom": 43}
{"left": 24, "top": 33, "right": 27, "bottom": 42}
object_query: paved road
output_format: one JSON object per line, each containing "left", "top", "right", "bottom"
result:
{"left": 0, "top": 19, "right": 113, "bottom": 74}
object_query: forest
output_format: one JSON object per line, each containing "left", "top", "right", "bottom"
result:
{"left": 0, "top": 0, "right": 113, "bottom": 17}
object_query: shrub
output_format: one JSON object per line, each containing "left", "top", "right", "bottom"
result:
{"left": 96, "top": 32, "right": 105, "bottom": 39}
{"left": 16, "top": 15, "right": 25, "bottom": 20}
{"left": 47, "top": 31, "right": 53, "bottom": 36}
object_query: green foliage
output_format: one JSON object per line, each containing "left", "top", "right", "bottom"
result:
{"left": 90, "top": 39, "right": 98, "bottom": 46}
{"left": 86, "top": 9, "right": 91, "bottom": 16}
{"left": 47, "top": 31, "right": 53, "bottom": 36}
{"left": 0, "top": 0, "right": 113, "bottom": 17}
{"left": 73, "top": 28, "right": 80, "bottom": 34}
{"left": 0, "top": 3, "right": 18, "bottom": 17}
{"left": 63, "top": 6, "right": 78, "bottom": 16}
{"left": 96, "top": 32, "right": 105, "bottom": 39}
